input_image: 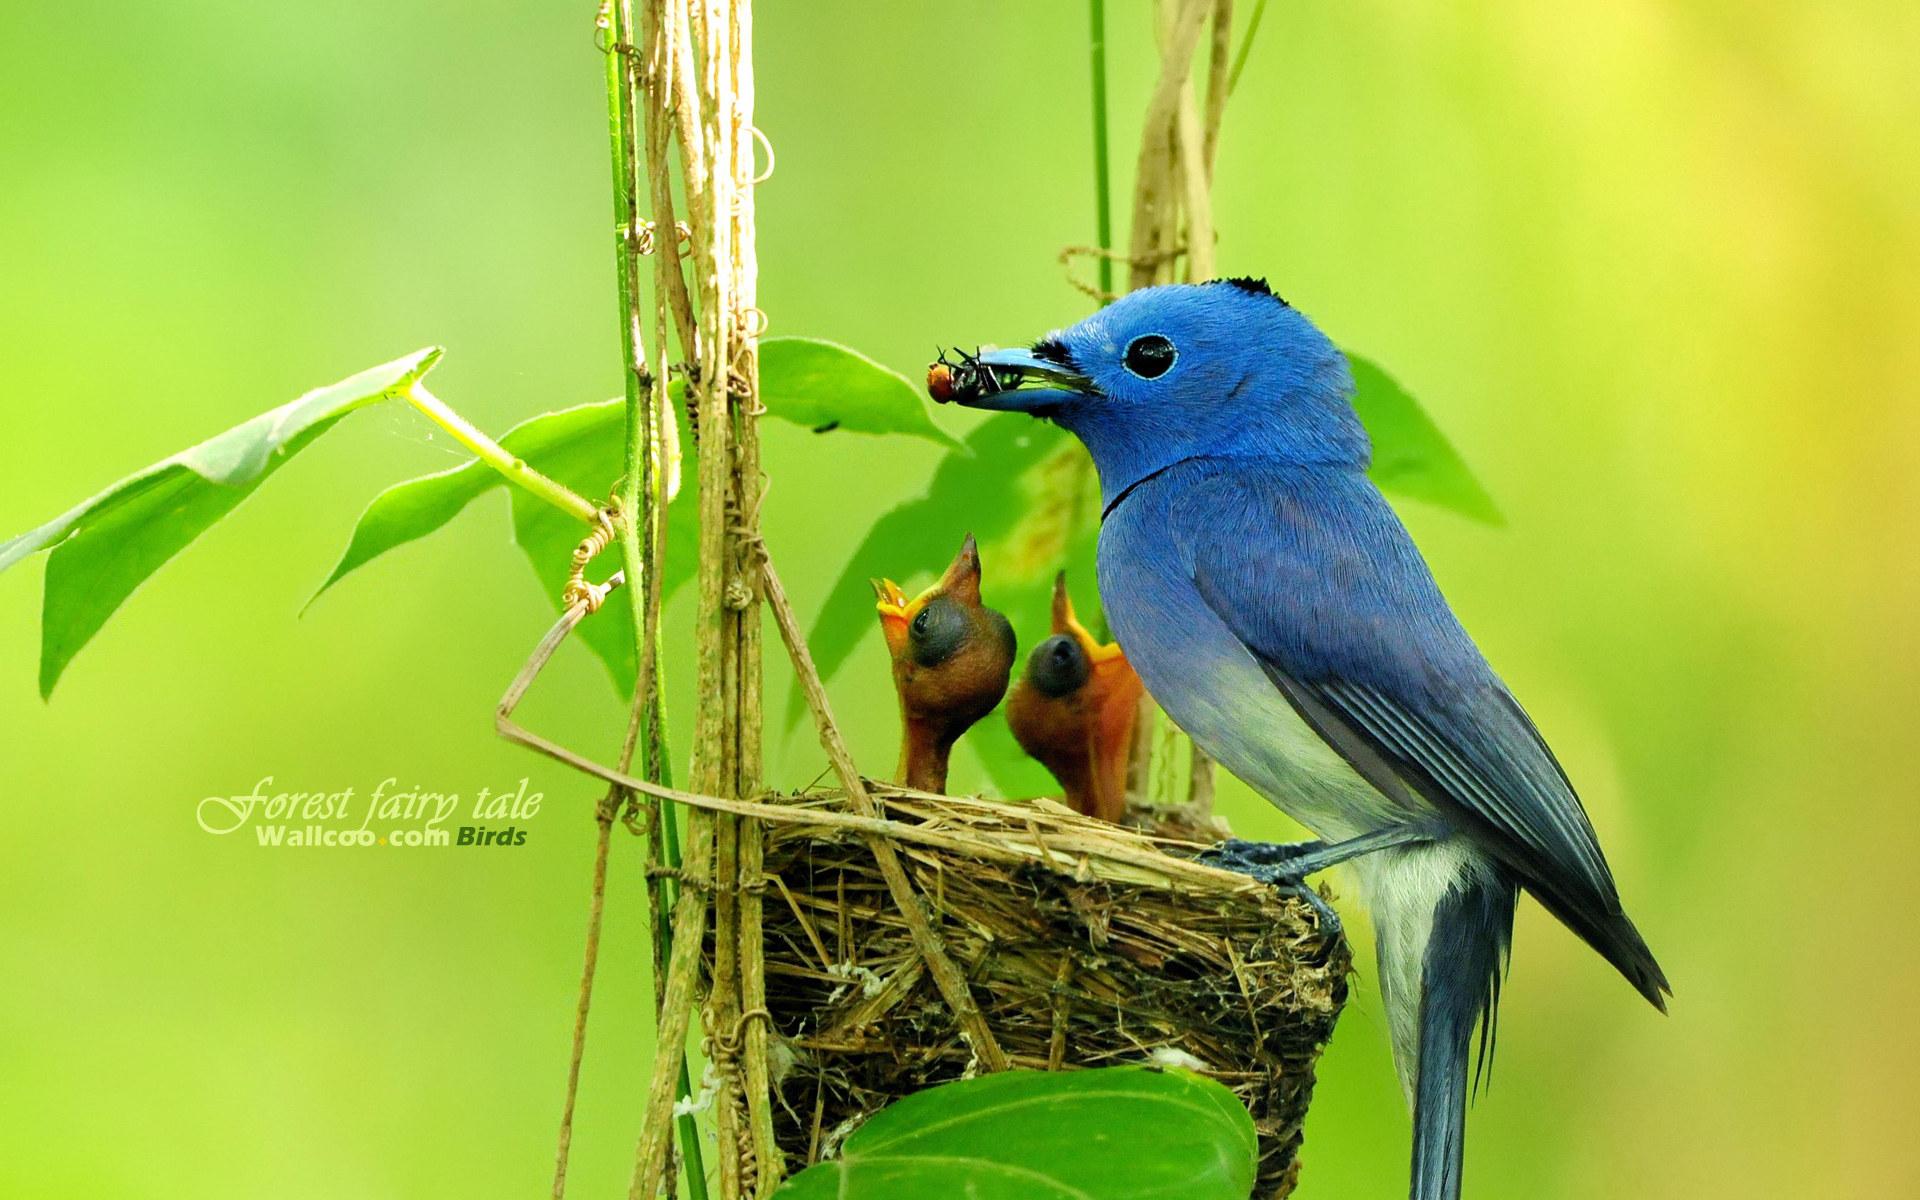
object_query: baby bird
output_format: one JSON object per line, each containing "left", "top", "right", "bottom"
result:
{"left": 873, "top": 534, "right": 1016, "bottom": 793}
{"left": 1007, "top": 573, "right": 1145, "bottom": 823}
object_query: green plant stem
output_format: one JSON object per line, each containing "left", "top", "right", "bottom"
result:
{"left": 1226, "top": 0, "right": 1268, "bottom": 93}
{"left": 602, "top": 2, "right": 707, "bottom": 1197}
{"left": 1088, "top": 0, "right": 1113, "bottom": 300}
{"left": 402, "top": 382, "right": 599, "bottom": 523}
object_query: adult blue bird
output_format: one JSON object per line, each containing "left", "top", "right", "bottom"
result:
{"left": 933, "top": 278, "right": 1668, "bottom": 1200}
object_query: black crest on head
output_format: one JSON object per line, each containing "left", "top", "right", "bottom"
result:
{"left": 1209, "top": 276, "right": 1290, "bottom": 307}
{"left": 1031, "top": 336, "right": 1077, "bottom": 369}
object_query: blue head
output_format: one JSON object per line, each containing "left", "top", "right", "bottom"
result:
{"left": 937, "top": 280, "right": 1367, "bottom": 508}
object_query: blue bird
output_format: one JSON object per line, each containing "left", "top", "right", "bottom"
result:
{"left": 934, "top": 279, "right": 1669, "bottom": 1200}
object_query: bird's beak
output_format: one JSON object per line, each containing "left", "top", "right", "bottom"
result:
{"left": 1050, "top": 571, "right": 1125, "bottom": 667}
{"left": 928, "top": 348, "right": 1095, "bottom": 415}
{"left": 934, "top": 532, "right": 984, "bottom": 606}
{"left": 872, "top": 577, "right": 913, "bottom": 656}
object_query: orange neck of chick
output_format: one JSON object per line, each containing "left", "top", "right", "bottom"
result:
{"left": 1045, "top": 670, "right": 1138, "bottom": 822}
{"left": 897, "top": 715, "right": 957, "bottom": 793}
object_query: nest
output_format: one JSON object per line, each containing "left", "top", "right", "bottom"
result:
{"left": 756, "top": 787, "right": 1351, "bottom": 1198}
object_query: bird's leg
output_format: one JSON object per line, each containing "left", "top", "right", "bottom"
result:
{"left": 1202, "top": 821, "right": 1447, "bottom": 877}
{"left": 1202, "top": 837, "right": 1325, "bottom": 868}
{"left": 1198, "top": 821, "right": 1451, "bottom": 937}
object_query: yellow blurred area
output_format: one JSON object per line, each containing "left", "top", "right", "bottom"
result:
{"left": 1, "top": 2, "right": 1914, "bottom": 1196}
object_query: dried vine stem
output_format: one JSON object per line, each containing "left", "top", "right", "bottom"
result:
{"left": 627, "top": 0, "right": 718, "bottom": 1195}
{"left": 553, "top": 6, "right": 669, "bottom": 1194}
{"left": 691, "top": 0, "right": 752, "bottom": 1191}
{"left": 723, "top": 0, "right": 782, "bottom": 1186}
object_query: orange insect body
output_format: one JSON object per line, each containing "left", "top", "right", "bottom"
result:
{"left": 926, "top": 362, "right": 957, "bottom": 402}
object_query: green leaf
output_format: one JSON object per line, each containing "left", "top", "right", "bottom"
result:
{"left": 776, "top": 1067, "right": 1256, "bottom": 1200}
{"left": 761, "top": 337, "right": 961, "bottom": 449}
{"left": 310, "top": 398, "right": 696, "bottom": 698}
{"left": 1349, "top": 352, "right": 1502, "bottom": 525}
{"left": 0, "top": 347, "right": 442, "bottom": 698}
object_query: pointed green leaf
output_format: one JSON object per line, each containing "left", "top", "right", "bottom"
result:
{"left": 310, "top": 398, "right": 696, "bottom": 697}
{"left": 761, "top": 337, "right": 961, "bottom": 449}
{"left": 1, "top": 348, "right": 442, "bottom": 697}
{"left": 310, "top": 399, "right": 635, "bottom": 606}
{"left": 1349, "top": 352, "right": 1502, "bottom": 525}
{"left": 776, "top": 1067, "right": 1256, "bottom": 1200}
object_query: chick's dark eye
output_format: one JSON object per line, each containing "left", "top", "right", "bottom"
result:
{"left": 1123, "top": 334, "right": 1176, "bottom": 379}
{"left": 907, "top": 599, "right": 968, "bottom": 667}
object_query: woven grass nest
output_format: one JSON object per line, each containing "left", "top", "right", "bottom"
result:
{"left": 757, "top": 786, "right": 1352, "bottom": 1198}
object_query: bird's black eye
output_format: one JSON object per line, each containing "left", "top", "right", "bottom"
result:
{"left": 908, "top": 599, "right": 968, "bottom": 668}
{"left": 1122, "top": 334, "right": 1176, "bottom": 379}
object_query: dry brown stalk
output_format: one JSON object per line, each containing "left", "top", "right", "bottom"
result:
{"left": 626, "top": 2, "right": 720, "bottom": 1196}
{"left": 722, "top": 2, "right": 781, "bottom": 1189}
{"left": 1127, "top": 0, "right": 1212, "bottom": 291}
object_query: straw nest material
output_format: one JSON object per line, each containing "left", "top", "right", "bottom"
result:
{"left": 757, "top": 786, "right": 1351, "bottom": 1198}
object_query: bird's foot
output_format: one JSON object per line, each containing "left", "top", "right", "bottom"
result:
{"left": 1197, "top": 839, "right": 1344, "bottom": 939}
{"left": 1199, "top": 836, "right": 1326, "bottom": 871}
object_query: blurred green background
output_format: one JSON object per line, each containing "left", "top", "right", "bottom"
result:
{"left": 3, "top": 1, "right": 1916, "bottom": 1196}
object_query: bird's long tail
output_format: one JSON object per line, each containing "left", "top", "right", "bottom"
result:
{"left": 1405, "top": 865, "right": 1518, "bottom": 1200}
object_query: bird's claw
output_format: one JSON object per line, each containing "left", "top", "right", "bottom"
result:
{"left": 1197, "top": 838, "right": 1344, "bottom": 940}
{"left": 1199, "top": 836, "right": 1324, "bottom": 870}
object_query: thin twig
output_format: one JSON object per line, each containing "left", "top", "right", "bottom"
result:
{"left": 1175, "top": 78, "right": 1214, "bottom": 279}
{"left": 1126, "top": 0, "right": 1210, "bottom": 291}
{"left": 638, "top": 2, "right": 708, "bottom": 1193}
{"left": 550, "top": 792, "right": 618, "bottom": 1200}
{"left": 725, "top": 1, "right": 782, "bottom": 1188}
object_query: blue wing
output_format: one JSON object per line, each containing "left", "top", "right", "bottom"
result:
{"left": 1177, "top": 461, "right": 1669, "bottom": 1007}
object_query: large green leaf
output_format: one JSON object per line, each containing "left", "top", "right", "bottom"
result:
{"left": 309, "top": 398, "right": 695, "bottom": 698}
{"left": 761, "top": 337, "right": 960, "bottom": 449}
{"left": 776, "top": 1067, "right": 1256, "bottom": 1200}
{"left": 0, "top": 347, "right": 442, "bottom": 697}
{"left": 308, "top": 400, "right": 623, "bottom": 606}
{"left": 1349, "top": 352, "right": 1502, "bottom": 525}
